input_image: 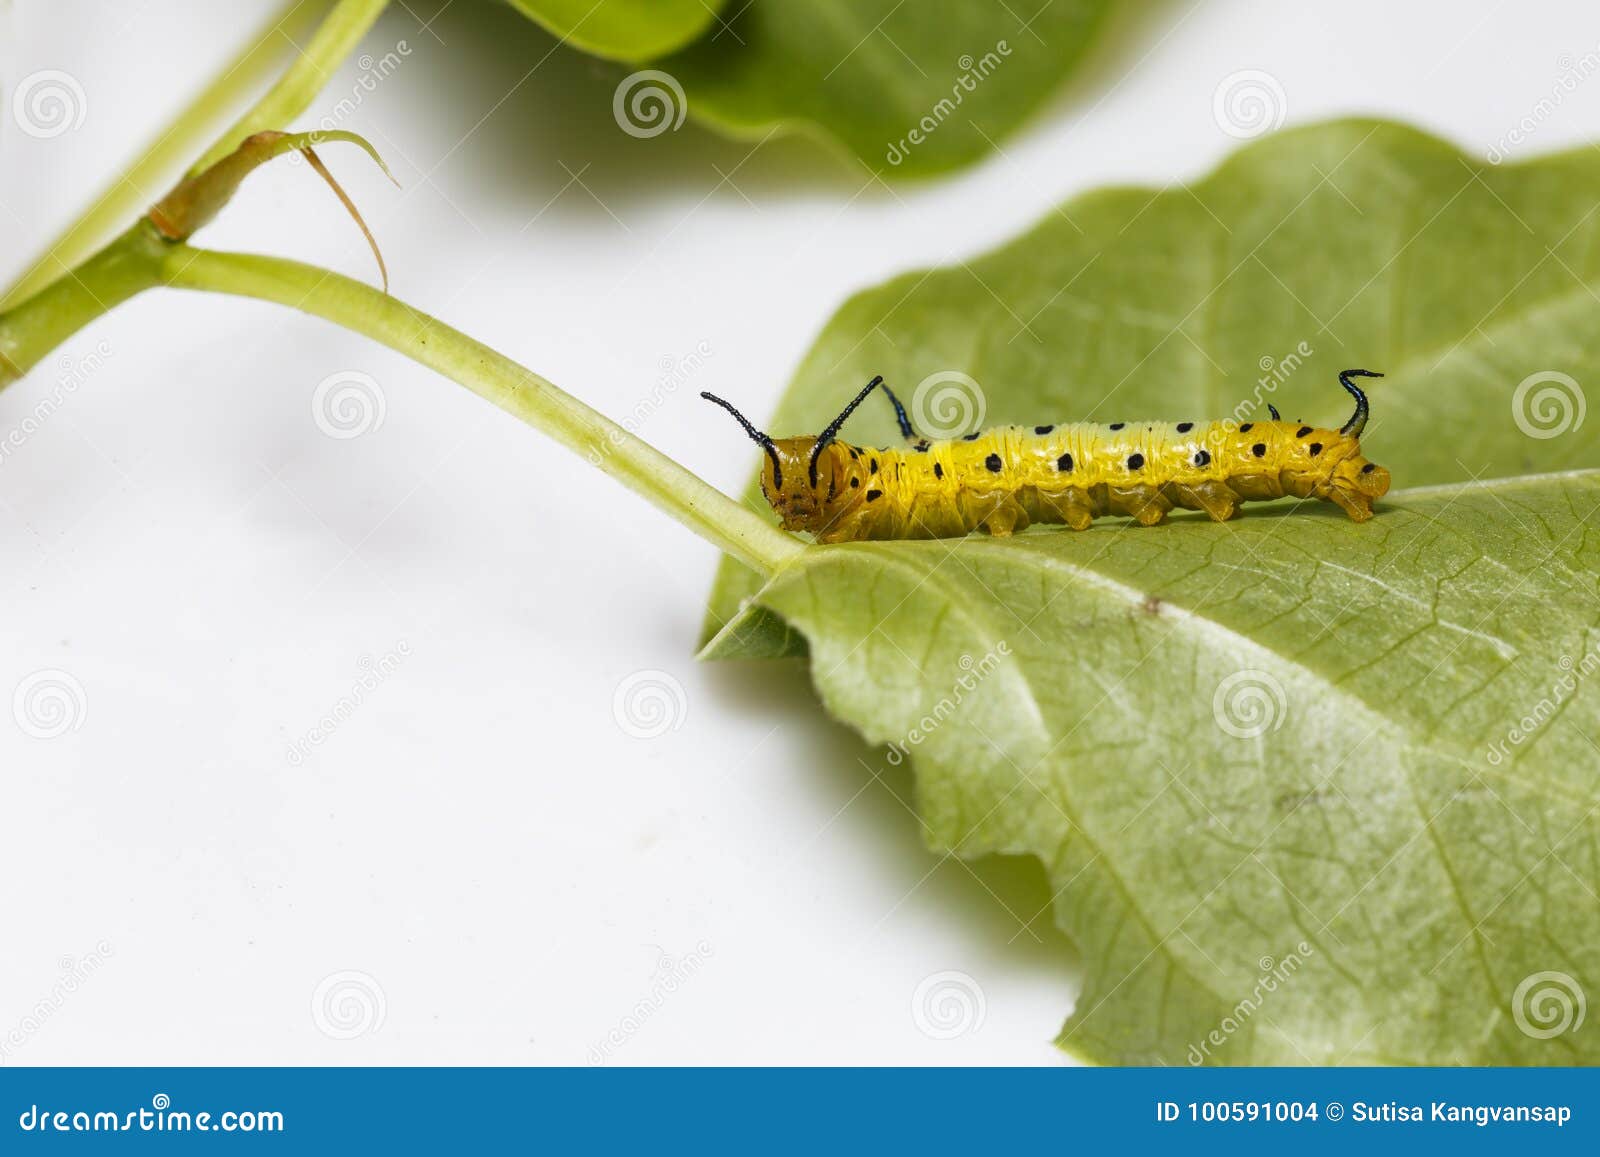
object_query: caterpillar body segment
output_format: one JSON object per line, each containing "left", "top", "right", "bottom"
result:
{"left": 702, "top": 370, "right": 1390, "bottom": 543}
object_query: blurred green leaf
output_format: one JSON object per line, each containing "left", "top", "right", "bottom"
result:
{"left": 701, "top": 120, "right": 1600, "bottom": 1063}
{"left": 661, "top": 0, "right": 1115, "bottom": 176}
{"left": 503, "top": 0, "right": 727, "bottom": 60}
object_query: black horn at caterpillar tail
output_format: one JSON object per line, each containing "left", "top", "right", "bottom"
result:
{"left": 701, "top": 369, "right": 1389, "bottom": 542}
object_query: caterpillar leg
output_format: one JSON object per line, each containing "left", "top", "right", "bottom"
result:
{"left": 981, "top": 497, "right": 1030, "bottom": 537}
{"left": 1327, "top": 487, "right": 1375, "bottom": 522}
{"left": 1110, "top": 484, "right": 1171, "bottom": 527}
{"left": 1176, "top": 481, "right": 1239, "bottom": 523}
{"left": 1135, "top": 506, "right": 1168, "bottom": 526}
{"left": 1034, "top": 488, "right": 1094, "bottom": 530}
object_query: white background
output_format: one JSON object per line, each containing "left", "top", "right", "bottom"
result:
{"left": 2, "top": 0, "right": 1598, "bottom": 1065}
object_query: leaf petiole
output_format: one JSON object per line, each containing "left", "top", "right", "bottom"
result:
{"left": 158, "top": 244, "right": 802, "bottom": 576}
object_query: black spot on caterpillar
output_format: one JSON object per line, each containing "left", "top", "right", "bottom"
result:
{"left": 701, "top": 369, "right": 1390, "bottom": 542}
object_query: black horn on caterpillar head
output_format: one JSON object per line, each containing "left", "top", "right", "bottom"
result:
{"left": 701, "top": 391, "right": 784, "bottom": 488}
{"left": 808, "top": 375, "right": 884, "bottom": 487}
{"left": 1338, "top": 368, "right": 1383, "bottom": 437}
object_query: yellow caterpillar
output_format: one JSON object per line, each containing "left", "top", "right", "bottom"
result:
{"left": 703, "top": 369, "right": 1390, "bottom": 542}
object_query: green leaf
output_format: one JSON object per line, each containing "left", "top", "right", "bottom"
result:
{"left": 704, "top": 120, "right": 1600, "bottom": 643}
{"left": 661, "top": 0, "right": 1115, "bottom": 176}
{"left": 502, "top": 0, "right": 727, "bottom": 61}
{"left": 701, "top": 121, "right": 1600, "bottom": 1063}
{"left": 715, "top": 471, "right": 1600, "bottom": 1064}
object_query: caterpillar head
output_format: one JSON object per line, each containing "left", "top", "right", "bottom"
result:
{"left": 1276, "top": 425, "right": 1388, "bottom": 494}
{"left": 701, "top": 378, "right": 884, "bottom": 535}
{"left": 757, "top": 436, "right": 858, "bottom": 531}
{"left": 1332, "top": 449, "right": 1390, "bottom": 494}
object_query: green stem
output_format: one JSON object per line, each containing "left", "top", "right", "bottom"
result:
{"left": 1, "top": 0, "right": 331, "bottom": 311}
{"left": 0, "top": 0, "right": 793, "bottom": 572}
{"left": 0, "top": 224, "right": 169, "bottom": 383}
{"left": 191, "top": 0, "right": 393, "bottom": 175}
{"left": 159, "top": 246, "right": 801, "bottom": 575}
